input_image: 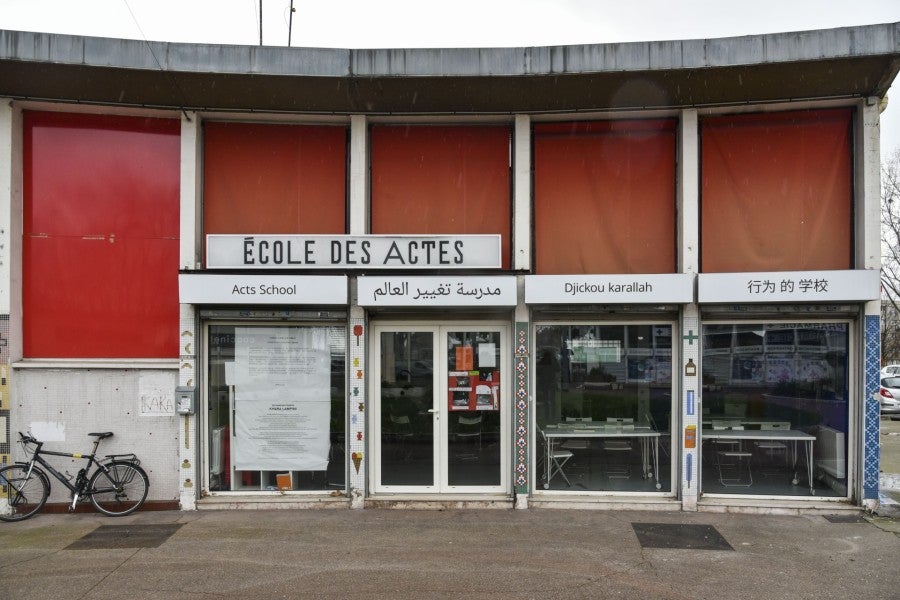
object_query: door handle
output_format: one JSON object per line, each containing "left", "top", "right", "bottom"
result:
{"left": 427, "top": 408, "right": 437, "bottom": 413}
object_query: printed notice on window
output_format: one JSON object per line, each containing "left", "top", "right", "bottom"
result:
{"left": 233, "top": 327, "right": 331, "bottom": 471}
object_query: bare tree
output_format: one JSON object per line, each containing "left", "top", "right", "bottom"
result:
{"left": 881, "top": 148, "right": 900, "bottom": 363}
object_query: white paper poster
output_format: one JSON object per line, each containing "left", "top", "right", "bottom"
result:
{"left": 233, "top": 327, "right": 332, "bottom": 471}
{"left": 138, "top": 372, "right": 176, "bottom": 416}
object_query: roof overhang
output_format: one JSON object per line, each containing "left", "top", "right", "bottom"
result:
{"left": 1, "top": 24, "right": 898, "bottom": 115}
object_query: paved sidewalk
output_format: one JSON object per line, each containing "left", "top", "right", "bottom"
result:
{"left": 1, "top": 508, "right": 898, "bottom": 600}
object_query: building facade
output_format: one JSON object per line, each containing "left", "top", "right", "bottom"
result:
{"left": 1, "top": 24, "right": 898, "bottom": 513}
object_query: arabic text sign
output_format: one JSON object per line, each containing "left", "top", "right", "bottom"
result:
{"left": 358, "top": 276, "right": 518, "bottom": 307}
{"left": 207, "top": 235, "right": 502, "bottom": 269}
{"left": 697, "top": 270, "right": 880, "bottom": 303}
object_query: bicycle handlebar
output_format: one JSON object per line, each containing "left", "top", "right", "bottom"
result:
{"left": 18, "top": 432, "right": 38, "bottom": 444}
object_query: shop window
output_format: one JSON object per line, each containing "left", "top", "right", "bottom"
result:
{"left": 701, "top": 323, "right": 849, "bottom": 497}
{"left": 533, "top": 120, "right": 677, "bottom": 275}
{"left": 206, "top": 325, "right": 346, "bottom": 492}
{"left": 23, "top": 111, "right": 180, "bottom": 358}
{"left": 370, "top": 125, "right": 511, "bottom": 269}
{"left": 701, "top": 109, "right": 852, "bottom": 272}
{"left": 534, "top": 323, "right": 673, "bottom": 493}
{"left": 203, "top": 122, "right": 347, "bottom": 236}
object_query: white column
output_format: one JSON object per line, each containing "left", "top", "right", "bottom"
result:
{"left": 349, "top": 115, "right": 368, "bottom": 235}
{"left": 0, "top": 100, "right": 22, "bottom": 473}
{"left": 513, "top": 115, "right": 531, "bottom": 272}
{"left": 679, "top": 109, "right": 700, "bottom": 511}
{"left": 348, "top": 115, "right": 368, "bottom": 507}
{"left": 178, "top": 112, "right": 201, "bottom": 511}
{"left": 0, "top": 100, "right": 23, "bottom": 362}
{"left": 858, "top": 98, "right": 882, "bottom": 510}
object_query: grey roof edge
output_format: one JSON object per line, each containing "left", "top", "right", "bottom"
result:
{"left": 1, "top": 22, "right": 898, "bottom": 78}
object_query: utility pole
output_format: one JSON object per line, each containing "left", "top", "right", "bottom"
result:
{"left": 288, "top": 0, "right": 296, "bottom": 47}
{"left": 259, "top": 0, "right": 263, "bottom": 46}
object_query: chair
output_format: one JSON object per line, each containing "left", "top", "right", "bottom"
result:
{"left": 454, "top": 414, "right": 483, "bottom": 459}
{"left": 388, "top": 414, "right": 414, "bottom": 461}
{"left": 540, "top": 429, "right": 574, "bottom": 488}
{"left": 602, "top": 439, "right": 633, "bottom": 479}
{"left": 645, "top": 412, "right": 670, "bottom": 459}
{"left": 560, "top": 418, "right": 592, "bottom": 472}
{"left": 561, "top": 418, "right": 592, "bottom": 449}
{"left": 754, "top": 422, "right": 790, "bottom": 473}
{"left": 715, "top": 426, "right": 753, "bottom": 487}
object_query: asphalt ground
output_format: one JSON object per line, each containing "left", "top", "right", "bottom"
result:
{"left": 1, "top": 417, "right": 898, "bottom": 599}
{"left": 1, "top": 507, "right": 898, "bottom": 600}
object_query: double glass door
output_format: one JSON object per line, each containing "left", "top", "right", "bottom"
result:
{"left": 372, "top": 323, "right": 508, "bottom": 494}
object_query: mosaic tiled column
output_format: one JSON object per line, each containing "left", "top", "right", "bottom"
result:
{"left": 514, "top": 322, "right": 530, "bottom": 507}
{"left": 680, "top": 312, "right": 700, "bottom": 510}
{"left": 0, "top": 315, "right": 9, "bottom": 470}
{"left": 178, "top": 305, "right": 198, "bottom": 511}
{"left": 348, "top": 316, "right": 366, "bottom": 508}
{"left": 863, "top": 315, "right": 880, "bottom": 501}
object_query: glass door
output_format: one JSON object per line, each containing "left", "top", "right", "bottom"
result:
{"left": 377, "top": 329, "right": 436, "bottom": 488}
{"left": 372, "top": 323, "right": 508, "bottom": 494}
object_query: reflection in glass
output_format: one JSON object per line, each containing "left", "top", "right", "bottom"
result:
{"left": 379, "top": 332, "right": 434, "bottom": 486}
{"left": 700, "top": 323, "right": 849, "bottom": 497}
{"left": 534, "top": 324, "right": 673, "bottom": 493}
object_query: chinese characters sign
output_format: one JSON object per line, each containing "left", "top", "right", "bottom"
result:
{"left": 698, "top": 270, "right": 879, "bottom": 303}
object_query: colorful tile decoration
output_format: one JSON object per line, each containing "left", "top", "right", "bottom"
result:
{"left": 514, "top": 322, "right": 529, "bottom": 494}
{"left": 864, "top": 315, "right": 880, "bottom": 500}
{"left": 349, "top": 317, "right": 366, "bottom": 495}
{"left": 179, "top": 306, "right": 197, "bottom": 498}
{"left": 681, "top": 315, "right": 700, "bottom": 504}
{"left": 0, "top": 314, "right": 8, "bottom": 458}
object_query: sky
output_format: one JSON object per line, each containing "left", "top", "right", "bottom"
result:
{"left": 3, "top": 0, "right": 900, "bottom": 157}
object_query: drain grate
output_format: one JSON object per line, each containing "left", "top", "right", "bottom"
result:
{"left": 65, "top": 524, "right": 183, "bottom": 550}
{"left": 823, "top": 514, "right": 868, "bottom": 524}
{"left": 632, "top": 523, "right": 733, "bottom": 550}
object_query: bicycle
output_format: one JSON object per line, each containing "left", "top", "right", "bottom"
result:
{"left": 0, "top": 431, "right": 149, "bottom": 522}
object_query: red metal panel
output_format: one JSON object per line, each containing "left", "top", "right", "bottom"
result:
{"left": 370, "top": 125, "right": 511, "bottom": 269}
{"left": 23, "top": 112, "right": 180, "bottom": 358}
{"left": 701, "top": 109, "right": 852, "bottom": 272}
{"left": 533, "top": 119, "right": 677, "bottom": 275}
{"left": 203, "top": 122, "right": 347, "bottom": 235}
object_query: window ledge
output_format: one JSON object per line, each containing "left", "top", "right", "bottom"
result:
{"left": 12, "top": 358, "right": 179, "bottom": 370}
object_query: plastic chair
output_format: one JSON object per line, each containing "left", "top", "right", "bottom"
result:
{"left": 755, "top": 422, "right": 790, "bottom": 472}
{"left": 602, "top": 439, "right": 633, "bottom": 479}
{"left": 455, "top": 415, "right": 483, "bottom": 450}
{"left": 388, "top": 414, "right": 414, "bottom": 461}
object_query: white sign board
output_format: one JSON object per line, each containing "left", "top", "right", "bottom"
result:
{"left": 524, "top": 274, "right": 694, "bottom": 304}
{"left": 697, "top": 269, "right": 880, "bottom": 303}
{"left": 358, "top": 276, "right": 518, "bottom": 307}
{"left": 179, "top": 274, "right": 347, "bottom": 305}
{"left": 207, "top": 235, "right": 502, "bottom": 269}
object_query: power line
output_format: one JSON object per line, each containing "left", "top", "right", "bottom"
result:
{"left": 121, "top": 0, "right": 191, "bottom": 121}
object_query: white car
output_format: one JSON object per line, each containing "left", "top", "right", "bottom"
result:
{"left": 877, "top": 376, "right": 900, "bottom": 415}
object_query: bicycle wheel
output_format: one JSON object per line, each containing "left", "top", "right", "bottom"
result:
{"left": 88, "top": 462, "right": 149, "bottom": 517}
{"left": 0, "top": 464, "right": 50, "bottom": 522}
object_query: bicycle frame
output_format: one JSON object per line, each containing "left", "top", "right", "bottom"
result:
{"left": 21, "top": 437, "right": 110, "bottom": 510}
